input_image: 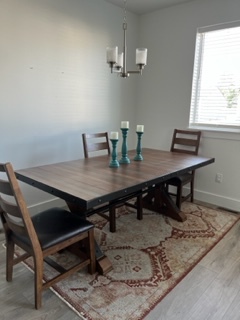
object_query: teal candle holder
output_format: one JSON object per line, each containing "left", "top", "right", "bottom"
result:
{"left": 119, "top": 128, "right": 130, "bottom": 164}
{"left": 109, "top": 139, "right": 120, "bottom": 168}
{"left": 134, "top": 131, "right": 144, "bottom": 161}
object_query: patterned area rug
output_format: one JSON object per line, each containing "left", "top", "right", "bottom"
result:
{"left": 20, "top": 203, "right": 239, "bottom": 319}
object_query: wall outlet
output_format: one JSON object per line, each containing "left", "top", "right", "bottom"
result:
{"left": 216, "top": 173, "right": 223, "bottom": 183}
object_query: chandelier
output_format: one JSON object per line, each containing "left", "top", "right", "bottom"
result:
{"left": 106, "top": 0, "right": 148, "bottom": 78}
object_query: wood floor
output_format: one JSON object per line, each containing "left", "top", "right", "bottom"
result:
{"left": 0, "top": 203, "right": 240, "bottom": 320}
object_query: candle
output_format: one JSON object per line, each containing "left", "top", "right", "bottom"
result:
{"left": 121, "top": 121, "right": 129, "bottom": 129}
{"left": 136, "top": 125, "right": 144, "bottom": 132}
{"left": 110, "top": 131, "right": 119, "bottom": 140}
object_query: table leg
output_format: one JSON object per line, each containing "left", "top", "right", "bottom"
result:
{"left": 95, "top": 242, "right": 113, "bottom": 275}
{"left": 66, "top": 202, "right": 113, "bottom": 275}
{"left": 142, "top": 184, "right": 187, "bottom": 222}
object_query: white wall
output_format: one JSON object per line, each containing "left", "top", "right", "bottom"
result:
{"left": 1, "top": 0, "right": 239, "bottom": 212}
{"left": 137, "top": 0, "right": 240, "bottom": 211}
{"left": 0, "top": 0, "right": 139, "bottom": 210}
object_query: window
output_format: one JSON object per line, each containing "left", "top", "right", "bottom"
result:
{"left": 189, "top": 21, "right": 240, "bottom": 131}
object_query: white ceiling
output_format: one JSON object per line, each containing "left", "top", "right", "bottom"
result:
{"left": 104, "top": 0, "right": 195, "bottom": 15}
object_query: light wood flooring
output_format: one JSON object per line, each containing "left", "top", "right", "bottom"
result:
{"left": 0, "top": 202, "right": 240, "bottom": 320}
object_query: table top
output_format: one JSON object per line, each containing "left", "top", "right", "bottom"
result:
{"left": 15, "top": 148, "right": 214, "bottom": 210}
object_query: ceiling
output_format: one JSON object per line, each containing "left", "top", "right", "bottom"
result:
{"left": 104, "top": 0, "right": 195, "bottom": 15}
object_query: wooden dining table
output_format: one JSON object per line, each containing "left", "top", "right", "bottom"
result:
{"left": 15, "top": 148, "right": 214, "bottom": 274}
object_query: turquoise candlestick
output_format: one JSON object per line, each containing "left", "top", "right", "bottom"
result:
{"left": 119, "top": 128, "right": 130, "bottom": 164}
{"left": 109, "top": 139, "right": 120, "bottom": 168}
{"left": 134, "top": 131, "right": 144, "bottom": 161}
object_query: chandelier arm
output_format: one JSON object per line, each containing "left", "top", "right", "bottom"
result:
{"left": 127, "top": 71, "right": 142, "bottom": 74}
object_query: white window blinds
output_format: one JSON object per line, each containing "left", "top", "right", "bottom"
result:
{"left": 189, "top": 21, "right": 240, "bottom": 130}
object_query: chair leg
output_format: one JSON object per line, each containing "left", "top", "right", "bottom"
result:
{"left": 165, "top": 183, "right": 169, "bottom": 194}
{"left": 34, "top": 256, "right": 43, "bottom": 309}
{"left": 6, "top": 239, "right": 14, "bottom": 282}
{"left": 87, "top": 229, "right": 96, "bottom": 275}
{"left": 136, "top": 195, "right": 143, "bottom": 220}
{"left": 109, "top": 206, "right": 116, "bottom": 233}
{"left": 190, "top": 179, "right": 194, "bottom": 202}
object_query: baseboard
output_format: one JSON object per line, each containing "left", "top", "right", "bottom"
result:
{"left": 28, "top": 198, "right": 66, "bottom": 215}
{"left": 167, "top": 185, "right": 239, "bottom": 213}
{"left": 194, "top": 189, "right": 240, "bottom": 213}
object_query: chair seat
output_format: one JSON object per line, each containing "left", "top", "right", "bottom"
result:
{"left": 167, "top": 173, "right": 192, "bottom": 186}
{"left": 14, "top": 208, "right": 94, "bottom": 250}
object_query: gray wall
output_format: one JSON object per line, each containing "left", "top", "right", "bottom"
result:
{"left": 137, "top": 0, "right": 240, "bottom": 211}
{"left": 1, "top": 0, "right": 239, "bottom": 212}
{"left": 1, "top": 0, "right": 139, "bottom": 210}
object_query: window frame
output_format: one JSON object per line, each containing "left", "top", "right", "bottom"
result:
{"left": 189, "top": 20, "right": 240, "bottom": 133}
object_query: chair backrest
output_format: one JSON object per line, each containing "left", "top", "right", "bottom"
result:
{"left": 170, "top": 129, "right": 201, "bottom": 155}
{"left": 82, "top": 132, "right": 111, "bottom": 158}
{"left": 0, "top": 163, "right": 40, "bottom": 251}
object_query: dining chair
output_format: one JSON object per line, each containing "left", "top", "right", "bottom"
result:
{"left": 165, "top": 129, "right": 201, "bottom": 210}
{"left": 82, "top": 132, "right": 143, "bottom": 232}
{"left": 82, "top": 132, "right": 111, "bottom": 158}
{"left": 0, "top": 162, "right": 96, "bottom": 309}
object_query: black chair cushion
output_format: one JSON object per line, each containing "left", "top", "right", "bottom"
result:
{"left": 167, "top": 172, "right": 192, "bottom": 186}
{"left": 14, "top": 208, "right": 94, "bottom": 250}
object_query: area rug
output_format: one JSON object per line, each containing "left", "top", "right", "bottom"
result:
{"left": 17, "top": 203, "right": 240, "bottom": 319}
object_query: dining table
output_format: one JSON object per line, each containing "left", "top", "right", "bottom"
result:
{"left": 15, "top": 148, "right": 215, "bottom": 274}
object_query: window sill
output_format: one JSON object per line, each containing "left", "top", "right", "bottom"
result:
{"left": 188, "top": 125, "right": 240, "bottom": 140}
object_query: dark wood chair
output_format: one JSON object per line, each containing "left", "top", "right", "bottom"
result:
{"left": 82, "top": 132, "right": 111, "bottom": 158}
{"left": 0, "top": 162, "right": 96, "bottom": 309}
{"left": 165, "top": 129, "right": 201, "bottom": 210}
{"left": 82, "top": 132, "right": 143, "bottom": 232}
